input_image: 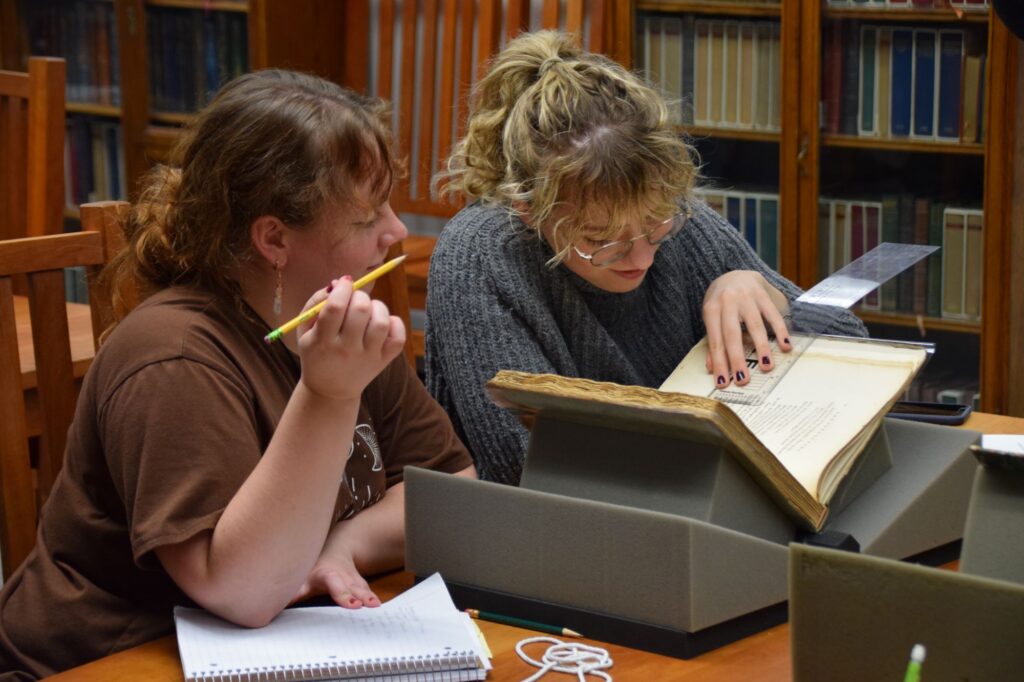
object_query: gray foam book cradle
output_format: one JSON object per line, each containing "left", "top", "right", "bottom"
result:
{"left": 405, "top": 400, "right": 980, "bottom": 659}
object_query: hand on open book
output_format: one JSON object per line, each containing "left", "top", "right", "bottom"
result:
{"left": 292, "top": 546, "right": 381, "bottom": 610}
{"left": 702, "top": 270, "right": 792, "bottom": 387}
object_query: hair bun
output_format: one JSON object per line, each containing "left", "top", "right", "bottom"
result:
{"left": 538, "top": 56, "right": 565, "bottom": 77}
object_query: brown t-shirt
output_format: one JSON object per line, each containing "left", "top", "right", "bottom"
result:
{"left": 0, "top": 288, "right": 471, "bottom": 679}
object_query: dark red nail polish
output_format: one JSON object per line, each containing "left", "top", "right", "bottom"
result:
{"left": 326, "top": 284, "right": 334, "bottom": 293}
{"left": 784, "top": 337, "right": 791, "bottom": 345}
{"left": 716, "top": 375, "right": 726, "bottom": 386}
{"left": 761, "top": 355, "right": 770, "bottom": 365}
{"left": 737, "top": 371, "right": 746, "bottom": 381}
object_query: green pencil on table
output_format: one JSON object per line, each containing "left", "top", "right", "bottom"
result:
{"left": 263, "top": 255, "right": 406, "bottom": 344}
{"left": 466, "top": 608, "right": 582, "bottom": 638}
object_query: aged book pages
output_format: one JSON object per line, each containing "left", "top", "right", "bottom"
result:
{"left": 661, "top": 335, "right": 927, "bottom": 506}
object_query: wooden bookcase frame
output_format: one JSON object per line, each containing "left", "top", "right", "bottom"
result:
{"left": 613, "top": 0, "right": 1020, "bottom": 414}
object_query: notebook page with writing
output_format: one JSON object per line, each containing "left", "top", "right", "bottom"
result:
{"left": 174, "top": 573, "right": 488, "bottom": 682}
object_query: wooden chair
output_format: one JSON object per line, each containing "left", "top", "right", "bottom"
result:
{"left": 0, "top": 57, "right": 65, "bottom": 242}
{"left": 0, "top": 201, "right": 124, "bottom": 578}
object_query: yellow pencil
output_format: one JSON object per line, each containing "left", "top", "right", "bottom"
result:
{"left": 263, "top": 254, "right": 406, "bottom": 344}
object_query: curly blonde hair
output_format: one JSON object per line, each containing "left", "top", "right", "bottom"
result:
{"left": 436, "top": 30, "right": 697, "bottom": 262}
{"left": 99, "top": 69, "right": 396, "bottom": 334}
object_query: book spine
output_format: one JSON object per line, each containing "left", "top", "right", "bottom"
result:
{"left": 927, "top": 202, "right": 945, "bottom": 317}
{"left": 963, "top": 210, "right": 983, "bottom": 320}
{"left": 912, "top": 197, "right": 931, "bottom": 315}
{"left": 859, "top": 27, "right": 877, "bottom": 136}
{"left": 840, "top": 22, "right": 861, "bottom": 135}
{"left": 694, "top": 21, "right": 710, "bottom": 126}
{"left": 877, "top": 28, "right": 892, "bottom": 138}
{"left": 897, "top": 194, "right": 915, "bottom": 312}
{"left": 941, "top": 207, "right": 966, "bottom": 318}
{"left": 744, "top": 196, "right": 758, "bottom": 251}
{"left": 760, "top": 196, "right": 779, "bottom": 271}
{"left": 724, "top": 22, "right": 741, "bottom": 126}
{"left": 739, "top": 23, "right": 756, "bottom": 128}
{"left": 890, "top": 29, "right": 914, "bottom": 136}
{"left": 912, "top": 29, "right": 937, "bottom": 138}
{"left": 880, "top": 195, "right": 900, "bottom": 311}
{"left": 682, "top": 16, "right": 696, "bottom": 125}
{"left": 863, "top": 203, "right": 881, "bottom": 308}
{"left": 757, "top": 22, "right": 774, "bottom": 130}
{"left": 936, "top": 31, "right": 964, "bottom": 140}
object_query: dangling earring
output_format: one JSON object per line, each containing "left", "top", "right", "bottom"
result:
{"left": 273, "top": 260, "right": 283, "bottom": 317}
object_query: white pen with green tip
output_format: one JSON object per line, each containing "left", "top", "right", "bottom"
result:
{"left": 263, "top": 254, "right": 406, "bottom": 344}
{"left": 903, "top": 643, "right": 926, "bottom": 682}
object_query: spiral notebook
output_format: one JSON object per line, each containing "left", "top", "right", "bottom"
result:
{"left": 174, "top": 573, "right": 490, "bottom": 682}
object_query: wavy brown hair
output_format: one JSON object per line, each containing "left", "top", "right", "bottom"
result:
{"left": 100, "top": 69, "right": 396, "bottom": 332}
{"left": 436, "top": 30, "right": 697, "bottom": 262}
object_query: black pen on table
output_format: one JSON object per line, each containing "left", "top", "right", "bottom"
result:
{"left": 465, "top": 609, "right": 583, "bottom": 638}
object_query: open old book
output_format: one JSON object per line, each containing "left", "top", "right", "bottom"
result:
{"left": 487, "top": 334, "right": 929, "bottom": 531}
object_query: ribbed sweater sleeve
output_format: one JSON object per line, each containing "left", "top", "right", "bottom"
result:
{"left": 425, "top": 201, "right": 867, "bottom": 485}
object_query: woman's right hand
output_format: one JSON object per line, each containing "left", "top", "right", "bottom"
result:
{"left": 296, "top": 276, "right": 406, "bottom": 402}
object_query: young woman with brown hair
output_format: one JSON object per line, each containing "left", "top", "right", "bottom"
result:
{"left": 0, "top": 70, "right": 474, "bottom": 679}
{"left": 426, "top": 31, "right": 866, "bottom": 485}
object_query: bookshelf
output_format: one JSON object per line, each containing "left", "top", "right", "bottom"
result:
{"left": 612, "top": 0, "right": 1020, "bottom": 414}
{"left": 5, "top": 0, "right": 349, "bottom": 213}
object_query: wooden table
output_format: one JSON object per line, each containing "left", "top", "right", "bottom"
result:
{"left": 44, "top": 412, "right": 1024, "bottom": 681}
{"left": 15, "top": 295, "right": 95, "bottom": 435}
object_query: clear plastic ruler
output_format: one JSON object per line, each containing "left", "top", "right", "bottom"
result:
{"left": 708, "top": 242, "right": 938, "bottom": 407}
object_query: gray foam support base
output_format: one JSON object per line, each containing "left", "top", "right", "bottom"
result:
{"left": 404, "top": 418, "right": 979, "bottom": 647}
{"left": 791, "top": 544, "right": 1024, "bottom": 682}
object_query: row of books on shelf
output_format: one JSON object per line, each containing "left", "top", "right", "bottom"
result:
{"left": 147, "top": 7, "right": 249, "bottom": 114}
{"left": 64, "top": 115, "right": 126, "bottom": 209}
{"left": 637, "top": 16, "right": 782, "bottom": 131}
{"left": 694, "top": 187, "right": 780, "bottom": 270}
{"left": 819, "top": 197, "right": 982, "bottom": 321}
{"left": 824, "top": 24, "right": 985, "bottom": 142}
{"left": 22, "top": 0, "right": 121, "bottom": 106}
{"left": 826, "top": 0, "right": 989, "bottom": 8}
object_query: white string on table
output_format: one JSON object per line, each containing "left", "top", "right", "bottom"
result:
{"left": 515, "top": 636, "right": 613, "bottom": 682}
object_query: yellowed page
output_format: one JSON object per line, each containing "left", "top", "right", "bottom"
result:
{"left": 660, "top": 335, "right": 926, "bottom": 500}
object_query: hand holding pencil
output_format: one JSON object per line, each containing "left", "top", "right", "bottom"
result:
{"left": 264, "top": 255, "right": 407, "bottom": 344}
{"left": 278, "top": 256, "right": 407, "bottom": 403}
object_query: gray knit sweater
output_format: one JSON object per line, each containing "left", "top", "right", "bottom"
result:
{"left": 425, "top": 201, "right": 868, "bottom": 485}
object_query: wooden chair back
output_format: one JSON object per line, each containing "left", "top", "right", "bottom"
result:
{"left": 0, "top": 202, "right": 123, "bottom": 578}
{"left": 0, "top": 57, "right": 65, "bottom": 242}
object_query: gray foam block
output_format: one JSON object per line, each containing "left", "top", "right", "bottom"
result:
{"left": 960, "top": 465, "right": 1024, "bottom": 585}
{"left": 791, "top": 543, "right": 1024, "bottom": 682}
{"left": 520, "top": 413, "right": 795, "bottom": 544}
{"left": 405, "top": 467, "right": 788, "bottom": 632}
{"left": 823, "top": 418, "right": 979, "bottom": 558}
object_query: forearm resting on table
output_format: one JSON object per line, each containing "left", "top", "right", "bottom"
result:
{"left": 325, "top": 465, "right": 477, "bottom": 576}
{"left": 156, "top": 384, "right": 360, "bottom": 628}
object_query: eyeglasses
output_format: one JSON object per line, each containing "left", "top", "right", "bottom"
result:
{"left": 571, "top": 207, "right": 690, "bottom": 268}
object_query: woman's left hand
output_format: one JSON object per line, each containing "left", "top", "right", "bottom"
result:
{"left": 292, "top": 542, "right": 381, "bottom": 609}
{"left": 702, "top": 270, "right": 792, "bottom": 388}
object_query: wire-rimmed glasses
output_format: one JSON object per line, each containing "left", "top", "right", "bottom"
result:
{"left": 571, "top": 207, "right": 691, "bottom": 268}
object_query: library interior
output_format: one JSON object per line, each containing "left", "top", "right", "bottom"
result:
{"left": 2, "top": 1, "right": 1024, "bottom": 681}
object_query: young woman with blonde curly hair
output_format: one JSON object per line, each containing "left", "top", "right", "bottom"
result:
{"left": 0, "top": 70, "right": 474, "bottom": 679}
{"left": 427, "top": 30, "right": 865, "bottom": 485}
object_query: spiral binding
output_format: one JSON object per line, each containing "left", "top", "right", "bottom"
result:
{"left": 187, "top": 650, "right": 482, "bottom": 682}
